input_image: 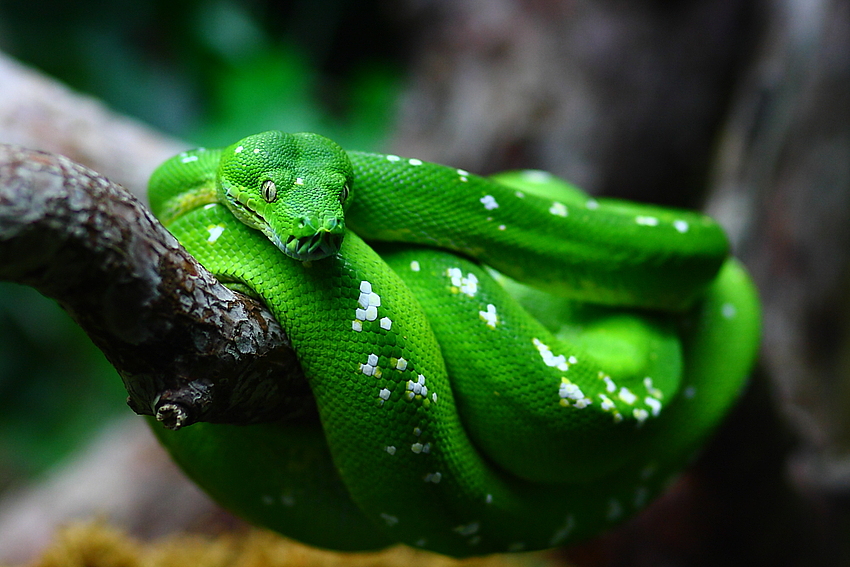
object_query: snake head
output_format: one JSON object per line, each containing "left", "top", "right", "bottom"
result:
{"left": 217, "top": 131, "right": 353, "bottom": 261}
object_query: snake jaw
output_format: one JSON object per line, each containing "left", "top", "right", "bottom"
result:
{"left": 221, "top": 185, "right": 344, "bottom": 261}
{"left": 220, "top": 186, "right": 268, "bottom": 231}
{"left": 281, "top": 230, "right": 344, "bottom": 261}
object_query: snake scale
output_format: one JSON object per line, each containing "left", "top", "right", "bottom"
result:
{"left": 147, "top": 131, "right": 760, "bottom": 557}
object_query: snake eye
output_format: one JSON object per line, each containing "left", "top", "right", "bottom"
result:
{"left": 261, "top": 180, "right": 277, "bottom": 203}
{"left": 340, "top": 184, "right": 350, "bottom": 204}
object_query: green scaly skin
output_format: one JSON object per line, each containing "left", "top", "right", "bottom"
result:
{"left": 147, "top": 131, "right": 760, "bottom": 556}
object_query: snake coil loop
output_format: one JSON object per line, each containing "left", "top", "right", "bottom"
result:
{"left": 147, "top": 131, "right": 760, "bottom": 557}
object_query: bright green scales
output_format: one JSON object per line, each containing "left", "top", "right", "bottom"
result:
{"left": 148, "top": 131, "right": 759, "bottom": 556}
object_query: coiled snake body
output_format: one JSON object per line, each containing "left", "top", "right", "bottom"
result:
{"left": 148, "top": 131, "right": 759, "bottom": 556}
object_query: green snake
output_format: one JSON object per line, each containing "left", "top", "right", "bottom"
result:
{"left": 147, "top": 131, "right": 760, "bottom": 556}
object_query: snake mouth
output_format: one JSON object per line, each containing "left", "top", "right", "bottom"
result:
{"left": 222, "top": 189, "right": 269, "bottom": 232}
{"left": 281, "top": 231, "right": 343, "bottom": 261}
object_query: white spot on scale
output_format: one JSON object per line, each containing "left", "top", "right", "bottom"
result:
{"left": 359, "top": 353, "right": 380, "bottom": 376}
{"left": 721, "top": 302, "right": 737, "bottom": 319}
{"left": 359, "top": 294, "right": 381, "bottom": 310}
{"left": 395, "top": 358, "right": 408, "bottom": 371}
{"left": 234, "top": 145, "right": 244, "bottom": 153}
{"left": 643, "top": 376, "right": 663, "bottom": 398}
{"left": 203, "top": 203, "right": 216, "bottom": 210}
{"left": 447, "top": 268, "right": 479, "bottom": 297}
{"left": 485, "top": 494, "right": 493, "bottom": 504}
{"left": 479, "top": 304, "right": 498, "bottom": 328}
{"left": 379, "top": 388, "right": 391, "bottom": 401}
{"left": 253, "top": 148, "right": 260, "bottom": 154}
{"left": 386, "top": 155, "right": 401, "bottom": 162}
{"left": 633, "top": 408, "right": 649, "bottom": 424}
{"left": 559, "top": 378, "right": 591, "bottom": 408}
{"left": 380, "top": 317, "right": 392, "bottom": 330}
{"left": 618, "top": 387, "right": 637, "bottom": 405}
{"left": 206, "top": 225, "right": 225, "bottom": 243}
{"left": 408, "top": 158, "right": 423, "bottom": 166}
{"left": 180, "top": 155, "right": 199, "bottom": 163}
{"left": 410, "top": 260, "right": 421, "bottom": 272}
{"left": 385, "top": 445, "right": 396, "bottom": 455}
{"left": 480, "top": 195, "right": 499, "bottom": 210}
{"left": 355, "top": 281, "right": 381, "bottom": 322}
{"left": 356, "top": 306, "right": 378, "bottom": 321}
{"left": 294, "top": 177, "right": 304, "bottom": 185}
{"left": 645, "top": 396, "right": 662, "bottom": 416}
{"left": 407, "top": 374, "right": 427, "bottom": 397}
{"left": 532, "top": 338, "right": 572, "bottom": 372}
{"left": 598, "top": 393, "right": 623, "bottom": 422}
{"left": 351, "top": 320, "right": 363, "bottom": 332}
{"left": 424, "top": 472, "right": 442, "bottom": 483}
{"left": 674, "top": 219, "right": 689, "bottom": 233}
{"left": 549, "top": 201, "right": 568, "bottom": 217}
{"left": 498, "top": 224, "right": 507, "bottom": 231}
{"left": 411, "top": 443, "right": 423, "bottom": 453}
{"left": 636, "top": 216, "right": 660, "bottom": 226}
{"left": 599, "top": 372, "right": 617, "bottom": 393}
{"left": 586, "top": 199, "right": 600, "bottom": 210}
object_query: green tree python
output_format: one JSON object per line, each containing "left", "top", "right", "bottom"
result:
{"left": 147, "top": 131, "right": 760, "bottom": 557}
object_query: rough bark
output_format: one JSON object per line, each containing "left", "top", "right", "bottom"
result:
{"left": 0, "top": 144, "right": 310, "bottom": 429}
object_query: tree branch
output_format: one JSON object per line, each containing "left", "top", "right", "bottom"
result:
{"left": 0, "top": 144, "right": 311, "bottom": 429}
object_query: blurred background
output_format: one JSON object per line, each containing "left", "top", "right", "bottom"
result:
{"left": 0, "top": 0, "right": 405, "bottom": 495}
{"left": 0, "top": 0, "right": 405, "bottom": 147}
{"left": 0, "top": 0, "right": 848, "bottom": 565}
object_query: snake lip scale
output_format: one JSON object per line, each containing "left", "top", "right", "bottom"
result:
{"left": 221, "top": 187, "right": 268, "bottom": 229}
{"left": 283, "top": 231, "right": 343, "bottom": 261}
{"left": 223, "top": 193, "right": 339, "bottom": 261}
{"left": 147, "top": 130, "right": 761, "bottom": 557}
